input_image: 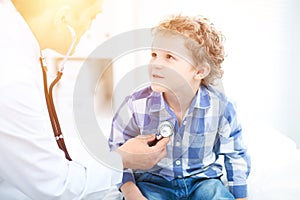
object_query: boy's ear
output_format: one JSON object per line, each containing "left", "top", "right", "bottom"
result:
{"left": 194, "top": 64, "right": 210, "bottom": 80}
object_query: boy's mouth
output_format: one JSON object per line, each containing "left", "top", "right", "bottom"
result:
{"left": 152, "top": 74, "right": 164, "bottom": 78}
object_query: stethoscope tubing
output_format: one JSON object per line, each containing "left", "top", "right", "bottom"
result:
{"left": 40, "top": 56, "right": 72, "bottom": 161}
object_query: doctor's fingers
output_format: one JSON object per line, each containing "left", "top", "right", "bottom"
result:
{"left": 154, "top": 137, "right": 170, "bottom": 149}
{"left": 151, "top": 138, "right": 169, "bottom": 160}
{"left": 135, "top": 134, "right": 156, "bottom": 141}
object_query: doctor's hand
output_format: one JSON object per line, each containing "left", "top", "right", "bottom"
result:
{"left": 116, "top": 134, "right": 169, "bottom": 170}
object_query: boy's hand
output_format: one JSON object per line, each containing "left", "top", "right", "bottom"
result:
{"left": 116, "top": 134, "right": 169, "bottom": 170}
{"left": 121, "top": 182, "right": 147, "bottom": 200}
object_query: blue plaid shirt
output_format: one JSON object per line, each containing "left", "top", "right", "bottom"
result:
{"left": 109, "top": 85, "right": 251, "bottom": 198}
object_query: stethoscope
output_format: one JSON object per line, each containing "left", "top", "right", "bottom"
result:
{"left": 39, "top": 25, "right": 175, "bottom": 159}
{"left": 39, "top": 25, "right": 76, "bottom": 161}
{"left": 147, "top": 121, "right": 174, "bottom": 146}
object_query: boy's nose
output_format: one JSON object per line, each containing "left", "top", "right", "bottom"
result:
{"left": 149, "top": 62, "right": 164, "bottom": 69}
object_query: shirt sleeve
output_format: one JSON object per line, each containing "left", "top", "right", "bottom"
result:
{"left": 0, "top": 79, "right": 122, "bottom": 199}
{"left": 217, "top": 100, "right": 251, "bottom": 198}
{"left": 109, "top": 96, "right": 140, "bottom": 187}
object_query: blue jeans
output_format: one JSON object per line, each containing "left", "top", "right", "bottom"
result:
{"left": 135, "top": 173, "right": 234, "bottom": 200}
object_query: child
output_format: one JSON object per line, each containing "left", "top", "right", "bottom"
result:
{"left": 109, "top": 14, "right": 251, "bottom": 200}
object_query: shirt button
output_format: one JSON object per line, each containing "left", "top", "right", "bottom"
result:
{"left": 175, "top": 160, "right": 181, "bottom": 166}
{"left": 182, "top": 120, "right": 187, "bottom": 125}
{"left": 177, "top": 175, "right": 182, "bottom": 178}
{"left": 175, "top": 141, "right": 180, "bottom": 146}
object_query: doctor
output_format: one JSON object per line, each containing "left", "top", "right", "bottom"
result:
{"left": 0, "top": 0, "right": 169, "bottom": 199}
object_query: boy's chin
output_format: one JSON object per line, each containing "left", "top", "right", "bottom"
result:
{"left": 150, "top": 84, "right": 168, "bottom": 93}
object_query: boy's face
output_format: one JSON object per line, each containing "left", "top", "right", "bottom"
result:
{"left": 149, "top": 32, "right": 202, "bottom": 94}
{"left": 149, "top": 48, "right": 197, "bottom": 94}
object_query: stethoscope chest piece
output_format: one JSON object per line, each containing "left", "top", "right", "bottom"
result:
{"left": 147, "top": 121, "right": 174, "bottom": 146}
{"left": 158, "top": 121, "right": 174, "bottom": 138}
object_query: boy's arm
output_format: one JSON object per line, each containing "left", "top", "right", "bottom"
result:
{"left": 121, "top": 182, "right": 147, "bottom": 200}
{"left": 218, "top": 100, "right": 251, "bottom": 199}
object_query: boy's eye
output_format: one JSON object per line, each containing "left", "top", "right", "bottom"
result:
{"left": 151, "top": 52, "right": 157, "bottom": 57}
{"left": 166, "top": 54, "right": 174, "bottom": 59}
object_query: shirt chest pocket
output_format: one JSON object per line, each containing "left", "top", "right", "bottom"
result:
{"left": 188, "top": 131, "right": 217, "bottom": 149}
{"left": 187, "top": 117, "right": 218, "bottom": 148}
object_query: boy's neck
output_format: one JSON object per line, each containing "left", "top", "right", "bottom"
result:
{"left": 163, "top": 87, "right": 198, "bottom": 125}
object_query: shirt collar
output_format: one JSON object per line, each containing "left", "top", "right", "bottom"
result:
{"left": 148, "top": 90, "right": 166, "bottom": 112}
{"left": 148, "top": 85, "right": 211, "bottom": 113}
{"left": 194, "top": 85, "right": 211, "bottom": 109}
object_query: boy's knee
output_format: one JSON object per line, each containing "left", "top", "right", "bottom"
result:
{"left": 192, "top": 179, "right": 234, "bottom": 200}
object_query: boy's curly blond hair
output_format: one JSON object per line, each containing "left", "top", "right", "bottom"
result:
{"left": 154, "top": 15, "right": 226, "bottom": 86}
